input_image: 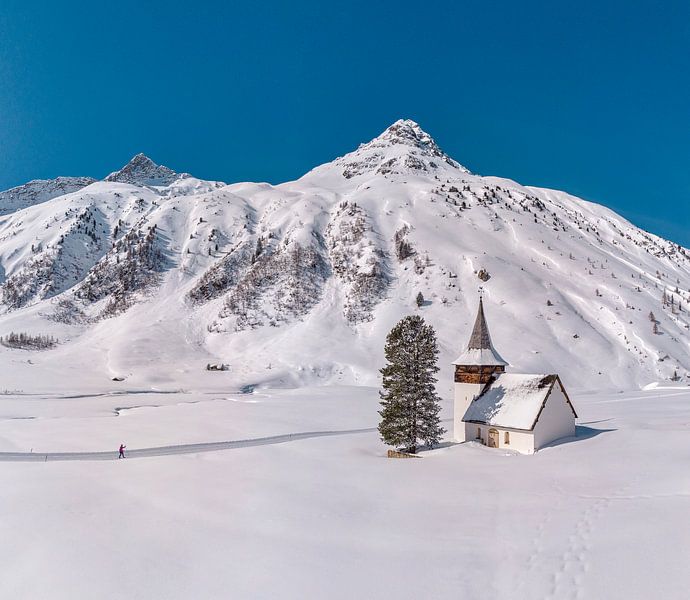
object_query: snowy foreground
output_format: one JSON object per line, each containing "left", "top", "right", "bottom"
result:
{"left": 1, "top": 384, "right": 688, "bottom": 599}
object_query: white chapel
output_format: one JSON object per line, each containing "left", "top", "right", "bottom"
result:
{"left": 453, "top": 297, "right": 577, "bottom": 454}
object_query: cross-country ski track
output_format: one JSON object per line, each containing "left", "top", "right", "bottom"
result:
{"left": 0, "top": 427, "right": 378, "bottom": 462}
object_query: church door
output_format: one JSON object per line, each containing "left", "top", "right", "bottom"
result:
{"left": 488, "top": 429, "right": 499, "bottom": 448}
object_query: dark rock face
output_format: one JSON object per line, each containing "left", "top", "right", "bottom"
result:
{"left": 105, "top": 154, "right": 185, "bottom": 186}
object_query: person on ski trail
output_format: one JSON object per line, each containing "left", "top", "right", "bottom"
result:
{"left": 119, "top": 444, "right": 126, "bottom": 459}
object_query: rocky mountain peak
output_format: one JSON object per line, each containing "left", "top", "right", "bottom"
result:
{"left": 319, "top": 119, "right": 469, "bottom": 180}
{"left": 368, "top": 119, "right": 443, "bottom": 153}
{"left": 105, "top": 153, "right": 186, "bottom": 186}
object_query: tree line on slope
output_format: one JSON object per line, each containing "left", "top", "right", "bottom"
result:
{"left": 0, "top": 332, "right": 58, "bottom": 350}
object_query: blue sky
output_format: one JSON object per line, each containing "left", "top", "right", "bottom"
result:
{"left": 1, "top": 0, "right": 688, "bottom": 244}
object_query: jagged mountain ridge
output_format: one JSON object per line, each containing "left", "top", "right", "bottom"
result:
{"left": 0, "top": 119, "right": 688, "bottom": 392}
{"left": 0, "top": 176, "right": 96, "bottom": 216}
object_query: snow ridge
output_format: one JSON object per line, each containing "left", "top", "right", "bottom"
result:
{"left": 0, "top": 176, "right": 95, "bottom": 215}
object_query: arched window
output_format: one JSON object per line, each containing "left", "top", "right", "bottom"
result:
{"left": 476, "top": 427, "right": 481, "bottom": 439}
{"left": 504, "top": 431, "right": 510, "bottom": 445}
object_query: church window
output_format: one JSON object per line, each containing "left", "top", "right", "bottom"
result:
{"left": 504, "top": 431, "right": 510, "bottom": 445}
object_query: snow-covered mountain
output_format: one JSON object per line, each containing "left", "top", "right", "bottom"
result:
{"left": 0, "top": 176, "right": 96, "bottom": 216}
{"left": 0, "top": 120, "right": 688, "bottom": 392}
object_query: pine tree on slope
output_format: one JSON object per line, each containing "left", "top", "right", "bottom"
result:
{"left": 378, "top": 315, "right": 445, "bottom": 453}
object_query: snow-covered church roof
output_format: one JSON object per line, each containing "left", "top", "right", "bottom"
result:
{"left": 453, "top": 297, "right": 508, "bottom": 366}
{"left": 462, "top": 373, "right": 577, "bottom": 431}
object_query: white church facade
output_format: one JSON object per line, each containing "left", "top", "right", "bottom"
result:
{"left": 453, "top": 297, "right": 577, "bottom": 454}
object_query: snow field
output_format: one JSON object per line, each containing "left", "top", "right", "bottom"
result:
{"left": 0, "top": 385, "right": 688, "bottom": 599}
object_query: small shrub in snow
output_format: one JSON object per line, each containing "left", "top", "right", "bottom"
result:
{"left": 413, "top": 255, "right": 426, "bottom": 275}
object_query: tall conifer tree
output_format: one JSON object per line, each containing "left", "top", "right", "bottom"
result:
{"left": 378, "top": 315, "right": 445, "bottom": 453}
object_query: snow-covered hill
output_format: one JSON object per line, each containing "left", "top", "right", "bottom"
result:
{"left": 1, "top": 121, "right": 689, "bottom": 392}
{"left": 0, "top": 176, "right": 95, "bottom": 216}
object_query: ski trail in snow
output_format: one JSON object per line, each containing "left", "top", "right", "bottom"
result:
{"left": 0, "top": 426, "right": 378, "bottom": 462}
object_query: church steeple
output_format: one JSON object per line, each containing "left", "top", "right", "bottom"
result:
{"left": 452, "top": 294, "right": 508, "bottom": 443}
{"left": 453, "top": 296, "right": 508, "bottom": 367}
{"left": 468, "top": 296, "right": 494, "bottom": 350}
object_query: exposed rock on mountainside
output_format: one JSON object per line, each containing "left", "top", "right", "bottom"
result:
{"left": 187, "top": 241, "right": 255, "bottom": 305}
{"left": 325, "top": 200, "right": 390, "bottom": 323}
{"left": 0, "top": 206, "right": 107, "bottom": 308}
{"left": 214, "top": 240, "right": 331, "bottom": 331}
{"left": 74, "top": 224, "right": 169, "bottom": 318}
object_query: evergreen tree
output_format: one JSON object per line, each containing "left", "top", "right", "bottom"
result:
{"left": 378, "top": 315, "right": 445, "bottom": 453}
{"left": 416, "top": 292, "right": 424, "bottom": 308}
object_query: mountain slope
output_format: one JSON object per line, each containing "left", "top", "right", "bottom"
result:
{"left": 0, "top": 119, "right": 688, "bottom": 393}
{"left": 0, "top": 176, "right": 96, "bottom": 216}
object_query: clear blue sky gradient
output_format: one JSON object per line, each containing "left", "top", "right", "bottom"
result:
{"left": 1, "top": 0, "right": 688, "bottom": 244}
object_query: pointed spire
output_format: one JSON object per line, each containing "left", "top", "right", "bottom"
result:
{"left": 453, "top": 295, "right": 508, "bottom": 366}
{"left": 467, "top": 296, "right": 492, "bottom": 350}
